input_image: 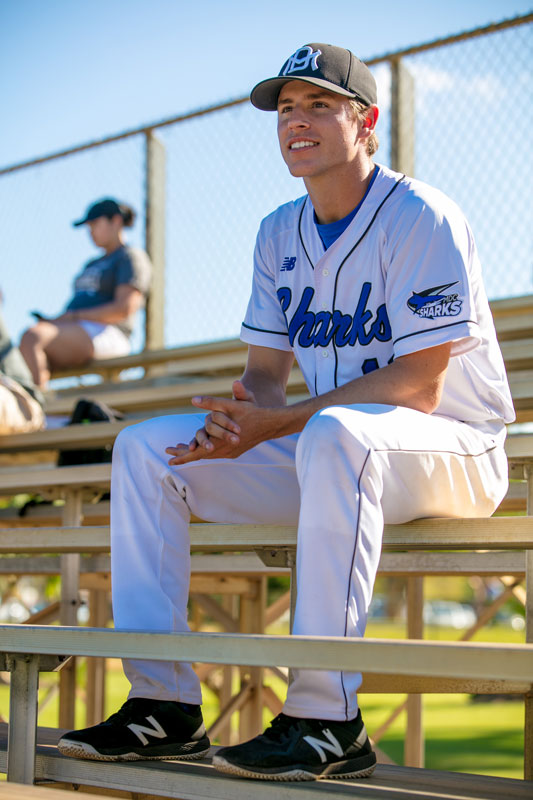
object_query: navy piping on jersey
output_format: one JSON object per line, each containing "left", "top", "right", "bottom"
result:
{"left": 339, "top": 438, "right": 499, "bottom": 720}
{"left": 393, "top": 319, "right": 478, "bottom": 346}
{"left": 298, "top": 202, "right": 315, "bottom": 271}
{"left": 241, "top": 322, "right": 289, "bottom": 337}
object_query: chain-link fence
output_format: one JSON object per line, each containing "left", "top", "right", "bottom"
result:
{"left": 1, "top": 14, "right": 531, "bottom": 352}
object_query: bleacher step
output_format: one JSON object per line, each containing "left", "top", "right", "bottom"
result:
{"left": 0, "top": 725, "right": 530, "bottom": 800}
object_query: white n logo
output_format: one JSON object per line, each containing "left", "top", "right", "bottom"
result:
{"left": 282, "top": 46, "right": 321, "bottom": 76}
{"left": 127, "top": 715, "right": 167, "bottom": 746}
{"left": 303, "top": 729, "right": 344, "bottom": 763}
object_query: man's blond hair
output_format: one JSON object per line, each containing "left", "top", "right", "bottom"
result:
{"left": 350, "top": 100, "right": 379, "bottom": 156}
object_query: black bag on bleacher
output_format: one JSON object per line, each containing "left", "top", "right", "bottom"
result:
{"left": 57, "top": 398, "right": 124, "bottom": 467}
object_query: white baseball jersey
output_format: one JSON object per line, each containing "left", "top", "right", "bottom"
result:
{"left": 241, "top": 164, "right": 514, "bottom": 429}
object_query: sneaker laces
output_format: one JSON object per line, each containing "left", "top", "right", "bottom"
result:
{"left": 262, "top": 713, "right": 303, "bottom": 743}
{"left": 104, "top": 698, "right": 149, "bottom": 726}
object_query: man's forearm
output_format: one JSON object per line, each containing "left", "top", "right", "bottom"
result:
{"left": 240, "top": 367, "right": 288, "bottom": 408}
{"left": 249, "top": 345, "right": 450, "bottom": 443}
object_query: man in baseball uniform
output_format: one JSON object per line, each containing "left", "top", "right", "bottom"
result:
{"left": 59, "top": 43, "right": 514, "bottom": 781}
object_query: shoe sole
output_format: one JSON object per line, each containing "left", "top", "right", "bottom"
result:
{"left": 212, "top": 754, "right": 377, "bottom": 781}
{"left": 58, "top": 738, "right": 210, "bottom": 762}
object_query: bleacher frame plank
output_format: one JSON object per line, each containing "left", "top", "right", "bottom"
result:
{"left": 51, "top": 337, "right": 247, "bottom": 380}
{"left": 0, "top": 780, "right": 123, "bottom": 800}
{"left": 2, "top": 626, "right": 533, "bottom": 681}
{"left": 0, "top": 419, "right": 132, "bottom": 453}
{"left": 0, "top": 516, "right": 532, "bottom": 554}
{"left": 0, "top": 551, "right": 527, "bottom": 578}
{"left": 43, "top": 368, "right": 308, "bottom": 417}
{"left": 0, "top": 726, "right": 530, "bottom": 800}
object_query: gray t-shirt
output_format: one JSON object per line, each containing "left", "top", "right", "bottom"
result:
{"left": 0, "top": 311, "right": 43, "bottom": 405}
{"left": 66, "top": 245, "right": 152, "bottom": 336}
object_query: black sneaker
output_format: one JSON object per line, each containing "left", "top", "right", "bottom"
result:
{"left": 57, "top": 698, "right": 210, "bottom": 762}
{"left": 212, "top": 710, "right": 376, "bottom": 781}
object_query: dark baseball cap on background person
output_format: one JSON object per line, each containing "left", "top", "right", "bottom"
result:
{"left": 73, "top": 198, "right": 123, "bottom": 227}
{"left": 251, "top": 43, "right": 377, "bottom": 111}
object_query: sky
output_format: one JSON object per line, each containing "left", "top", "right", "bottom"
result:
{"left": 1, "top": 0, "right": 532, "bottom": 167}
{"left": 0, "top": 0, "right": 531, "bottom": 352}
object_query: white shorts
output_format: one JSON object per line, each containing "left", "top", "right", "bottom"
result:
{"left": 79, "top": 321, "right": 131, "bottom": 360}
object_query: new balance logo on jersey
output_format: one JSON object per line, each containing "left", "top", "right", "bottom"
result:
{"left": 282, "top": 46, "right": 321, "bottom": 76}
{"left": 407, "top": 282, "right": 463, "bottom": 318}
{"left": 303, "top": 729, "right": 344, "bottom": 763}
{"left": 127, "top": 715, "right": 167, "bottom": 746}
{"left": 281, "top": 256, "right": 297, "bottom": 271}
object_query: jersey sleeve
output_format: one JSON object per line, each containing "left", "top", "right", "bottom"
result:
{"left": 115, "top": 248, "right": 152, "bottom": 296}
{"left": 384, "top": 191, "right": 481, "bottom": 359}
{"left": 240, "top": 230, "right": 292, "bottom": 352}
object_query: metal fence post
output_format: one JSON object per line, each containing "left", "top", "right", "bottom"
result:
{"left": 524, "top": 465, "right": 533, "bottom": 780}
{"left": 144, "top": 130, "right": 166, "bottom": 351}
{"left": 390, "top": 57, "right": 415, "bottom": 176}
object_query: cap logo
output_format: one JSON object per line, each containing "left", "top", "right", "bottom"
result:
{"left": 282, "top": 46, "right": 321, "bottom": 76}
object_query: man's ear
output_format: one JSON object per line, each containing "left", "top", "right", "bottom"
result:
{"left": 361, "top": 105, "right": 379, "bottom": 133}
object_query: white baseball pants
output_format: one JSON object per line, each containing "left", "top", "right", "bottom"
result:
{"left": 110, "top": 404, "right": 508, "bottom": 721}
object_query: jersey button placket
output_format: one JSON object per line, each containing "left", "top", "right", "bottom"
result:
{"left": 315, "top": 262, "right": 334, "bottom": 391}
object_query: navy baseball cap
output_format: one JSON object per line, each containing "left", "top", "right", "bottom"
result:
{"left": 73, "top": 198, "right": 122, "bottom": 227}
{"left": 251, "top": 43, "right": 377, "bottom": 111}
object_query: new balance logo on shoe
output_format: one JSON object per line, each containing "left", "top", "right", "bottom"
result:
{"left": 303, "top": 729, "right": 343, "bottom": 763}
{"left": 57, "top": 698, "right": 211, "bottom": 762}
{"left": 212, "top": 712, "right": 376, "bottom": 781}
{"left": 127, "top": 715, "right": 167, "bottom": 746}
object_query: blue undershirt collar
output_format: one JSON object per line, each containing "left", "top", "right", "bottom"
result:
{"left": 314, "top": 165, "right": 379, "bottom": 250}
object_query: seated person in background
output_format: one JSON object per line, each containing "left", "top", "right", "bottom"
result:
{"left": 0, "top": 294, "right": 44, "bottom": 434}
{"left": 19, "top": 198, "right": 152, "bottom": 390}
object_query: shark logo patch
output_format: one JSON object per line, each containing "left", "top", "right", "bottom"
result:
{"left": 407, "top": 282, "right": 463, "bottom": 319}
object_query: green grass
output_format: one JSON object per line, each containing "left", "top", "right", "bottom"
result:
{"left": 366, "top": 620, "right": 525, "bottom": 644}
{"left": 0, "top": 621, "right": 525, "bottom": 780}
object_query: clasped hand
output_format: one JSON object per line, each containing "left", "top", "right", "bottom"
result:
{"left": 165, "top": 380, "right": 262, "bottom": 465}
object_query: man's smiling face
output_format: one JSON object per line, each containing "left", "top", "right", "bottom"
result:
{"left": 276, "top": 80, "right": 362, "bottom": 180}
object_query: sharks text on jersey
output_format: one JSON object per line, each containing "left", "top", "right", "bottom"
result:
{"left": 277, "top": 283, "right": 391, "bottom": 348}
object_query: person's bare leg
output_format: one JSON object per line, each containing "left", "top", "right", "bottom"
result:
{"left": 20, "top": 322, "right": 57, "bottom": 388}
{"left": 20, "top": 321, "right": 94, "bottom": 390}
